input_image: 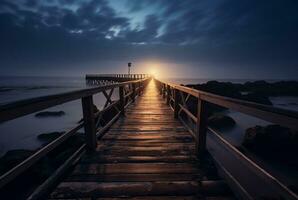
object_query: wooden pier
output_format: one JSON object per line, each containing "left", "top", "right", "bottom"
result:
{"left": 48, "top": 80, "right": 233, "bottom": 199}
{"left": 0, "top": 75, "right": 298, "bottom": 200}
{"left": 86, "top": 74, "right": 151, "bottom": 85}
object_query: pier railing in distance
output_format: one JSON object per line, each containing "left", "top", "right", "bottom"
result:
{"left": 155, "top": 78, "right": 298, "bottom": 200}
{"left": 86, "top": 74, "right": 151, "bottom": 78}
{"left": 86, "top": 74, "right": 151, "bottom": 84}
{"left": 0, "top": 77, "right": 151, "bottom": 193}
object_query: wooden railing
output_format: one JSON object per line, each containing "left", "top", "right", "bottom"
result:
{"left": 0, "top": 77, "right": 151, "bottom": 192}
{"left": 155, "top": 79, "right": 298, "bottom": 200}
{"left": 86, "top": 74, "right": 151, "bottom": 79}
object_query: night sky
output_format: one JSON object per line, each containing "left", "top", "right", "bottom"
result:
{"left": 0, "top": 0, "right": 298, "bottom": 78}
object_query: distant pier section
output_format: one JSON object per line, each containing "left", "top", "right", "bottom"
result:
{"left": 86, "top": 73, "right": 151, "bottom": 84}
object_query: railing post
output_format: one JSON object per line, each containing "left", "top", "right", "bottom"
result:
{"left": 166, "top": 85, "right": 170, "bottom": 105}
{"left": 138, "top": 82, "right": 142, "bottom": 96}
{"left": 196, "top": 99, "right": 208, "bottom": 157}
{"left": 119, "top": 86, "right": 125, "bottom": 115}
{"left": 162, "top": 84, "right": 166, "bottom": 99}
{"left": 81, "top": 95, "right": 97, "bottom": 151}
{"left": 159, "top": 83, "right": 163, "bottom": 95}
{"left": 132, "top": 83, "right": 136, "bottom": 102}
{"left": 174, "top": 89, "right": 179, "bottom": 118}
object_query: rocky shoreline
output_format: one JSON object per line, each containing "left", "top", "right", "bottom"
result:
{"left": 0, "top": 101, "right": 121, "bottom": 198}
{"left": 1, "top": 80, "right": 297, "bottom": 197}
{"left": 243, "top": 124, "right": 298, "bottom": 166}
{"left": 0, "top": 132, "right": 84, "bottom": 199}
{"left": 182, "top": 81, "right": 298, "bottom": 166}
{"left": 187, "top": 80, "right": 298, "bottom": 105}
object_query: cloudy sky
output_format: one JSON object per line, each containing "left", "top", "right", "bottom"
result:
{"left": 0, "top": 0, "right": 298, "bottom": 78}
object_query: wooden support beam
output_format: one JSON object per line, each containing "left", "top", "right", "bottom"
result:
{"left": 174, "top": 89, "right": 179, "bottom": 119}
{"left": 138, "top": 82, "right": 142, "bottom": 96}
{"left": 119, "top": 86, "right": 125, "bottom": 115}
{"left": 166, "top": 85, "right": 170, "bottom": 105}
{"left": 132, "top": 83, "right": 136, "bottom": 102}
{"left": 159, "top": 83, "right": 162, "bottom": 95}
{"left": 81, "top": 96, "right": 97, "bottom": 151}
{"left": 162, "top": 84, "right": 166, "bottom": 99}
{"left": 196, "top": 99, "right": 208, "bottom": 156}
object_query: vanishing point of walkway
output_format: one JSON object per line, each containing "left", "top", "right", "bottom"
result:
{"left": 49, "top": 80, "right": 234, "bottom": 199}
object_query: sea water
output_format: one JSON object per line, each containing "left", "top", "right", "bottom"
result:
{"left": 1, "top": 76, "right": 298, "bottom": 190}
{"left": 0, "top": 76, "right": 297, "bottom": 156}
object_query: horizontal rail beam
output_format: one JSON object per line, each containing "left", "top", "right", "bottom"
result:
{"left": 0, "top": 123, "right": 83, "bottom": 188}
{"left": 178, "top": 104, "right": 197, "bottom": 123}
{"left": 0, "top": 76, "right": 151, "bottom": 190}
{"left": 155, "top": 79, "right": 298, "bottom": 131}
{"left": 27, "top": 144, "right": 86, "bottom": 200}
{"left": 155, "top": 78, "right": 298, "bottom": 199}
{"left": 0, "top": 78, "right": 150, "bottom": 123}
{"left": 208, "top": 127, "right": 298, "bottom": 200}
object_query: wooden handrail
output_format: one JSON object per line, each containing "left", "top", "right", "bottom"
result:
{"left": 0, "top": 78, "right": 150, "bottom": 123}
{"left": 155, "top": 79, "right": 298, "bottom": 131}
{"left": 0, "top": 77, "right": 151, "bottom": 189}
{"left": 154, "top": 78, "right": 298, "bottom": 199}
{"left": 208, "top": 128, "right": 298, "bottom": 200}
{"left": 0, "top": 123, "right": 83, "bottom": 188}
{"left": 86, "top": 74, "right": 151, "bottom": 79}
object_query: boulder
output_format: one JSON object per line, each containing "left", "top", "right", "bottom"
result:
{"left": 208, "top": 114, "right": 235, "bottom": 129}
{"left": 243, "top": 125, "right": 298, "bottom": 166}
{"left": 0, "top": 149, "right": 34, "bottom": 174}
{"left": 37, "top": 131, "right": 65, "bottom": 141}
{"left": 35, "top": 111, "right": 65, "bottom": 117}
{"left": 243, "top": 125, "right": 298, "bottom": 152}
{"left": 240, "top": 92, "right": 272, "bottom": 105}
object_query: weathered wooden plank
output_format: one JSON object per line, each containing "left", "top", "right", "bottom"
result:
{"left": 47, "top": 79, "right": 234, "bottom": 200}
{"left": 109, "top": 125, "right": 186, "bottom": 130}
{"left": 96, "top": 142, "right": 195, "bottom": 148}
{"left": 113, "top": 122, "right": 182, "bottom": 125}
{"left": 48, "top": 197, "right": 235, "bottom": 200}
{"left": 95, "top": 148, "right": 195, "bottom": 156}
{"left": 65, "top": 173, "right": 202, "bottom": 182}
{"left": 92, "top": 150, "right": 194, "bottom": 156}
{"left": 50, "top": 181, "right": 230, "bottom": 198}
{"left": 99, "top": 138, "right": 194, "bottom": 145}
{"left": 102, "top": 134, "right": 193, "bottom": 140}
{"left": 96, "top": 146, "right": 195, "bottom": 153}
{"left": 72, "top": 163, "right": 200, "bottom": 175}
{"left": 80, "top": 155, "right": 197, "bottom": 164}
{"left": 106, "top": 130, "right": 190, "bottom": 135}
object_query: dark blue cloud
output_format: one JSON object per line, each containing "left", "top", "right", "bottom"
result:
{"left": 0, "top": 0, "right": 297, "bottom": 77}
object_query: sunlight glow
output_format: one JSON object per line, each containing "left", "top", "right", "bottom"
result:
{"left": 149, "top": 68, "right": 158, "bottom": 76}
{"left": 145, "top": 62, "right": 161, "bottom": 78}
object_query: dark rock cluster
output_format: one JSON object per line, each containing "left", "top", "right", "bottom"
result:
{"left": 208, "top": 114, "right": 236, "bottom": 129}
{"left": 243, "top": 125, "right": 298, "bottom": 165}
{"left": 35, "top": 111, "right": 65, "bottom": 117}
{"left": 187, "top": 80, "right": 298, "bottom": 106}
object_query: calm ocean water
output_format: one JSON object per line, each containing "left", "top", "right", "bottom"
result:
{"left": 0, "top": 76, "right": 297, "bottom": 155}
{"left": 0, "top": 76, "right": 297, "bottom": 188}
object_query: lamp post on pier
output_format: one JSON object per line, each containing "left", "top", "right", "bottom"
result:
{"left": 128, "top": 62, "right": 132, "bottom": 75}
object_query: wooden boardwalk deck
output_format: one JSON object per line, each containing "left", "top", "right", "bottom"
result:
{"left": 49, "top": 80, "right": 234, "bottom": 199}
